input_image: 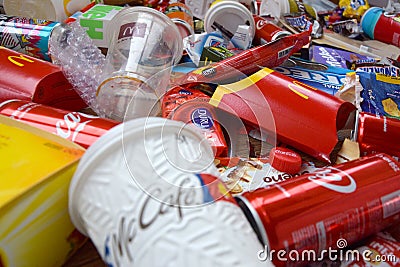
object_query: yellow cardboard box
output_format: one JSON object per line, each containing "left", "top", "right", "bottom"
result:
{"left": 0, "top": 115, "right": 86, "bottom": 267}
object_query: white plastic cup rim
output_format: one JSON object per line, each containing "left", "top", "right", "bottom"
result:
{"left": 106, "top": 6, "right": 183, "bottom": 65}
{"left": 204, "top": 0, "right": 256, "bottom": 38}
{"left": 68, "top": 117, "right": 215, "bottom": 235}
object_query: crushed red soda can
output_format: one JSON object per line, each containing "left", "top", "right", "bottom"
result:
{"left": 179, "top": 28, "right": 311, "bottom": 85}
{"left": 209, "top": 67, "right": 356, "bottom": 163}
{"left": 236, "top": 153, "right": 400, "bottom": 266}
{"left": 0, "top": 99, "right": 120, "bottom": 148}
{"left": 162, "top": 86, "right": 228, "bottom": 157}
{"left": 355, "top": 112, "right": 400, "bottom": 158}
{"left": 0, "top": 47, "right": 87, "bottom": 111}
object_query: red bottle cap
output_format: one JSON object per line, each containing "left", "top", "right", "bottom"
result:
{"left": 269, "top": 147, "right": 302, "bottom": 174}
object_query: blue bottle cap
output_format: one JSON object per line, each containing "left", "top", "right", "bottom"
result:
{"left": 361, "top": 7, "right": 384, "bottom": 39}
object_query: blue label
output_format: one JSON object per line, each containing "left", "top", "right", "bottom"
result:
{"left": 360, "top": 72, "right": 400, "bottom": 120}
{"left": 274, "top": 65, "right": 349, "bottom": 95}
{"left": 178, "top": 89, "right": 193, "bottom": 95}
{"left": 191, "top": 108, "right": 214, "bottom": 129}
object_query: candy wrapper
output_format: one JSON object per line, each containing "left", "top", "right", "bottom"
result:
{"left": 311, "top": 45, "right": 378, "bottom": 69}
{"left": 179, "top": 28, "right": 312, "bottom": 86}
{"left": 329, "top": 19, "right": 362, "bottom": 39}
{"left": 284, "top": 14, "right": 323, "bottom": 40}
{"left": 340, "top": 0, "right": 370, "bottom": 20}
{"left": 162, "top": 86, "right": 228, "bottom": 157}
{"left": 219, "top": 159, "right": 317, "bottom": 195}
{"left": 274, "top": 57, "right": 352, "bottom": 95}
{"left": 356, "top": 63, "right": 400, "bottom": 77}
{"left": 359, "top": 72, "right": 400, "bottom": 119}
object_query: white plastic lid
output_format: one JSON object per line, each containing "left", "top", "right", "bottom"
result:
{"left": 69, "top": 117, "right": 216, "bottom": 235}
{"left": 204, "top": 0, "right": 256, "bottom": 40}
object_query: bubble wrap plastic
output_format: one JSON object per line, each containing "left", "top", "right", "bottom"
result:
{"left": 49, "top": 22, "right": 106, "bottom": 116}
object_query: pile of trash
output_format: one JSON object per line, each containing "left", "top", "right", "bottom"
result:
{"left": 0, "top": 0, "right": 399, "bottom": 266}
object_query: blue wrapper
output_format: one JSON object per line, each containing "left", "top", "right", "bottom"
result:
{"left": 359, "top": 72, "right": 400, "bottom": 119}
{"left": 311, "top": 45, "right": 377, "bottom": 69}
{"left": 274, "top": 58, "right": 352, "bottom": 95}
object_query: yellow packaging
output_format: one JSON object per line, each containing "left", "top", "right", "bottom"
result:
{"left": 0, "top": 115, "right": 86, "bottom": 267}
{"left": 339, "top": 0, "right": 370, "bottom": 20}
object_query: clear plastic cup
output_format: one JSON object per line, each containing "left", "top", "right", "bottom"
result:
{"left": 96, "top": 7, "right": 183, "bottom": 121}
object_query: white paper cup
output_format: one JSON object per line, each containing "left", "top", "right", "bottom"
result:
{"left": 69, "top": 117, "right": 272, "bottom": 267}
{"left": 96, "top": 7, "right": 183, "bottom": 121}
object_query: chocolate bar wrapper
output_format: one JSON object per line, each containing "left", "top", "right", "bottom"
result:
{"left": 359, "top": 72, "right": 400, "bottom": 120}
{"left": 179, "top": 28, "right": 312, "bottom": 86}
{"left": 274, "top": 58, "right": 352, "bottom": 95}
{"left": 311, "top": 45, "right": 378, "bottom": 69}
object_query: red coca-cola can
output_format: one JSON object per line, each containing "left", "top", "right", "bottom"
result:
{"left": 0, "top": 99, "right": 120, "bottom": 148}
{"left": 356, "top": 111, "right": 400, "bottom": 158}
{"left": 236, "top": 153, "right": 400, "bottom": 266}
{"left": 253, "top": 15, "right": 292, "bottom": 45}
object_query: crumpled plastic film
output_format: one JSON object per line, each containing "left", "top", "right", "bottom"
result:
{"left": 49, "top": 22, "right": 106, "bottom": 116}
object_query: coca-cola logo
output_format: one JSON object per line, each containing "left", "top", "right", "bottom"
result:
{"left": 308, "top": 167, "right": 357, "bottom": 193}
{"left": 56, "top": 112, "right": 98, "bottom": 141}
{"left": 256, "top": 19, "right": 267, "bottom": 30}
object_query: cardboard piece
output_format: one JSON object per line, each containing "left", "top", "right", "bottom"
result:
{"left": 0, "top": 47, "right": 86, "bottom": 111}
{"left": 0, "top": 115, "right": 86, "bottom": 267}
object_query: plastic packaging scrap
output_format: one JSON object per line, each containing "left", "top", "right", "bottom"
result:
{"left": 179, "top": 27, "right": 312, "bottom": 85}
{"left": 49, "top": 22, "right": 106, "bottom": 116}
{"left": 274, "top": 57, "right": 352, "bottom": 95}
{"left": 358, "top": 72, "right": 400, "bottom": 120}
{"left": 311, "top": 45, "right": 378, "bottom": 69}
{"left": 339, "top": 0, "right": 370, "bottom": 20}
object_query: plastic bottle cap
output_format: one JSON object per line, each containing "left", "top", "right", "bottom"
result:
{"left": 269, "top": 147, "right": 302, "bottom": 174}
